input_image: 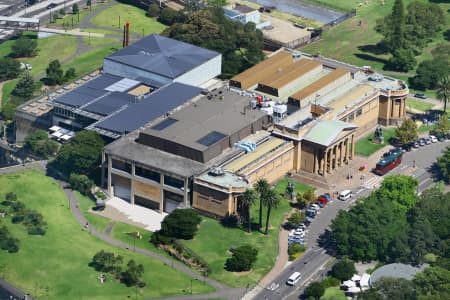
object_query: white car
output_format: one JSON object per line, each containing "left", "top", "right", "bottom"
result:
{"left": 430, "top": 135, "right": 438, "bottom": 143}
{"left": 25, "top": 63, "right": 32, "bottom": 71}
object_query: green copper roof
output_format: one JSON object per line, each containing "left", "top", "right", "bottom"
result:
{"left": 304, "top": 120, "right": 357, "bottom": 146}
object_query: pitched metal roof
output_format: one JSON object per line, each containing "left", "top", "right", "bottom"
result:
{"left": 105, "top": 34, "right": 220, "bottom": 79}
{"left": 304, "top": 119, "right": 357, "bottom": 147}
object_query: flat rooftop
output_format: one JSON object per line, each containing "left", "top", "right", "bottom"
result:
{"left": 224, "top": 137, "right": 287, "bottom": 173}
{"left": 139, "top": 87, "right": 268, "bottom": 152}
{"left": 261, "top": 14, "right": 311, "bottom": 44}
{"left": 258, "top": 59, "right": 322, "bottom": 89}
{"left": 328, "top": 84, "right": 375, "bottom": 112}
{"left": 92, "top": 82, "right": 203, "bottom": 135}
{"left": 105, "top": 34, "right": 220, "bottom": 79}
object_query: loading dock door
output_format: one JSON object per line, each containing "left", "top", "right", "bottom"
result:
{"left": 114, "top": 185, "right": 131, "bottom": 202}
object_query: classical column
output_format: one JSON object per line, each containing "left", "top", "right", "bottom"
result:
{"left": 159, "top": 174, "right": 164, "bottom": 213}
{"left": 332, "top": 145, "right": 337, "bottom": 171}
{"left": 339, "top": 141, "right": 344, "bottom": 166}
{"left": 323, "top": 148, "right": 328, "bottom": 177}
{"left": 107, "top": 155, "right": 112, "bottom": 195}
{"left": 314, "top": 149, "right": 319, "bottom": 174}
{"left": 184, "top": 178, "right": 189, "bottom": 208}
{"left": 130, "top": 163, "right": 135, "bottom": 205}
{"left": 345, "top": 138, "right": 350, "bottom": 163}
{"left": 351, "top": 134, "right": 355, "bottom": 159}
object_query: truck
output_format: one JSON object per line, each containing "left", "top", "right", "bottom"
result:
{"left": 374, "top": 150, "right": 402, "bottom": 176}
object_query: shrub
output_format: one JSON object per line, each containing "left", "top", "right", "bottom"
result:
{"left": 10, "top": 201, "right": 25, "bottom": 213}
{"left": 330, "top": 257, "right": 356, "bottom": 281}
{"left": 27, "top": 226, "right": 46, "bottom": 235}
{"left": 288, "top": 211, "right": 306, "bottom": 227}
{"left": 11, "top": 214, "right": 25, "bottom": 224}
{"left": 288, "top": 243, "right": 306, "bottom": 256}
{"left": 0, "top": 226, "right": 19, "bottom": 253}
{"left": 160, "top": 209, "right": 201, "bottom": 240}
{"left": 220, "top": 213, "right": 239, "bottom": 228}
{"left": 304, "top": 281, "right": 325, "bottom": 300}
{"left": 5, "top": 192, "right": 17, "bottom": 202}
{"left": 69, "top": 173, "right": 94, "bottom": 195}
{"left": 321, "top": 276, "right": 341, "bottom": 288}
{"left": 150, "top": 231, "right": 173, "bottom": 245}
{"left": 225, "top": 244, "right": 258, "bottom": 272}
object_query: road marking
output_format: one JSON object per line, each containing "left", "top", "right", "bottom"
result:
{"left": 400, "top": 164, "right": 409, "bottom": 170}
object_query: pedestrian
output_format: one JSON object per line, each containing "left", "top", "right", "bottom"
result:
{"left": 85, "top": 222, "right": 89, "bottom": 229}
{"left": 413, "top": 160, "right": 416, "bottom": 168}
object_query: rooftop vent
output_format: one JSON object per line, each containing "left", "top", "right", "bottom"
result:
{"left": 209, "top": 167, "right": 225, "bottom": 177}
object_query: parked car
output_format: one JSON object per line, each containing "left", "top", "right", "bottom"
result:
{"left": 309, "top": 203, "right": 320, "bottom": 210}
{"left": 317, "top": 201, "right": 325, "bottom": 208}
{"left": 413, "top": 141, "right": 420, "bottom": 148}
{"left": 430, "top": 135, "right": 438, "bottom": 143}
{"left": 425, "top": 138, "right": 432, "bottom": 145}
{"left": 415, "top": 93, "right": 427, "bottom": 99}
{"left": 46, "top": 3, "right": 57, "bottom": 9}
{"left": 419, "top": 139, "right": 426, "bottom": 146}
{"left": 438, "top": 135, "right": 446, "bottom": 142}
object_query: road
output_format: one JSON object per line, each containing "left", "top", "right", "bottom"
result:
{"left": 255, "top": 140, "right": 449, "bottom": 300}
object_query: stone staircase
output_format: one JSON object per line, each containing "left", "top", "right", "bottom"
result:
{"left": 290, "top": 170, "right": 330, "bottom": 190}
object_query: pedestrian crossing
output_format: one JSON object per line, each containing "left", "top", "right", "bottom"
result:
{"left": 363, "top": 176, "right": 383, "bottom": 189}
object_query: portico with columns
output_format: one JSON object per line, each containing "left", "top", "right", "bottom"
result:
{"left": 299, "top": 120, "right": 358, "bottom": 176}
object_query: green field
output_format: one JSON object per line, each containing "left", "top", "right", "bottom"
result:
{"left": 406, "top": 98, "right": 434, "bottom": 112}
{"left": 0, "top": 170, "right": 214, "bottom": 299}
{"left": 320, "top": 287, "right": 347, "bottom": 300}
{"left": 63, "top": 45, "right": 121, "bottom": 77}
{"left": 355, "top": 127, "right": 397, "bottom": 156}
{"left": 81, "top": 36, "right": 119, "bottom": 47}
{"left": 302, "top": 0, "right": 450, "bottom": 72}
{"left": 273, "top": 178, "right": 315, "bottom": 196}
{"left": 75, "top": 192, "right": 173, "bottom": 260}
{"left": 181, "top": 179, "right": 310, "bottom": 287}
{"left": 91, "top": 3, "right": 167, "bottom": 35}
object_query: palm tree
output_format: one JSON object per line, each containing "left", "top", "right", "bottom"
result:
{"left": 264, "top": 189, "right": 280, "bottom": 235}
{"left": 254, "top": 178, "right": 270, "bottom": 230}
{"left": 437, "top": 76, "right": 450, "bottom": 113}
{"left": 240, "top": 189, "right": 257, "bottom": 233}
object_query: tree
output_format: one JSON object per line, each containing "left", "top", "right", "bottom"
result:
{"left": 147, "top": 4, "right": 160, "bottom": 18}
{"left": 396, "top": 118, "right": 418, "bottom": 145}
{"left": 158, "top": 7, "right": 185, "bottom": 26}
{"left": 434, "top": 115, "right": 449, "bottom": 138}
{"left": 51, "top": 130, "right": 104, "bottom": 176}
{"left": 388, "top": 47, "right": 416, "bottom": 72}
{"left": 0, "top": 57, "right": 21, "bottom": 80}
{"left": 264, "top": 188, "right": 280, "bottom": 235}
{"left": 64, "top": 67, "right": 76, "bottom": 82}
{"left": 414, "top": 267, "right": 450, "bottom": 299}
{"left": 11, "top": 35, "right": 38, "bottom": 57}
{"left": 69, "top": 173, "right": 94, "bottom": 195}
{"left": 375, "top": 0, "right": 407, "bottom": 52}
{"left": 410, "top": 58, "right": 449, "bottom": 90}
{"left": 45, "top": 60, "right": 64, "bottom": 85}
{"left": 254, "top": 178, "right": 269, "bottom": 230}
{"left": 330, "top": 258, "right": 356, "bottom": 281}
{"left": 159, "top": 209, "right": 201, "bottom": 239}
{"left": 240, "top": 189, "right": 257, "bottom": 233}
{"left": 304, "top": 281, "right": 325, "bottom": 300}
{"left": 12, "top": 72, "right": 35, "bottom": 99}
{"left": 72, "top": 3, "right": 79, "bottom": 15}
{"left": 121, "top": 259, "right": 144, "bottom": 287}
{"left": 92, "top": 250, "right": 123, "bottom": 274}
{"left": 24, "top": 129, "right": 58, "bottom": 158}
{"left": 225, "top": 244, "right": 258, "bottom": 272}
{"left": 87, "top": 0, "right": 92, "bottom": 11}
{"left": 287, "top": 211, "right": 305, "bottom": 227}
{"left": 436, "top": 76, "right": 450, "bottom": 113}
{"left": 163, "top": 7, "right": 264, "bottom": 78}
{"left": 59, "top": 8, "right": 65, "bottom": 16}
{"left": 436, "top": 147, "right": 450, "bottom": 183}
{"left": 373, "top": 278, "right": 417, "bottom": 300}
{"left": 404, "top": 2, "right": 445, "bottom": 49}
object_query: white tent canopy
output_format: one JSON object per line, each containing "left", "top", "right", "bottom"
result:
{"left": 342, "top": 280, "right": 356, "bottom": 288}
{"left": 51, "top": 131, "right": 63, "bottom": 138}
{"left": 351, "top": 274, "right": 362, "bottom": 282}
{"left": 360, "top": 273, "right": 370, "bottom": 288}
{"left": 49, "top": 125, "right": 61, "bottom": 132}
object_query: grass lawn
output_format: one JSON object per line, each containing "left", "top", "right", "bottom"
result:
{"left": 182, "top": 179, "right": 312, "bottom": 287}
{"left": 320, "top": 287, "right": 346, "bottom": 300}
{"left": 302, "top": 1, "right": 450, "bottom": 72}
{"left": 181, "top": 198, "right": 292, "bottom": 287}
{"left": 1, "top": 78, "right": 18, "bottom": 103}
{"left": 74, "top": 192, "right": 172, "bottom": 259}
{"left": 273, "top": 178, "right": 315, "bottom": 196}
{"left": 406, "top": 98, "right": 434, "bottom": 112}
{"left": 355, "top": 127, "right": 397, "bottom": 156}
{"left": 81, "top": 36, "right": 119, "bottom": 47}
{"left": 304, "top": 0, "right": 355, "bottom": 12}
{"left": 80, "top": 27, "right": 122, "bottom": 36}
{"left": 91, "top": 3, "right": 167, "bottom": 35}
{"left": 63, "top": 45, "right": 121, "bottom": 77}
{"left": 0, "top": 170, "right": 214, "bottom": 299}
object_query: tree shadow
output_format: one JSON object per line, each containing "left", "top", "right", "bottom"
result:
{"left": 357, "top": 42, "right": 388, "bottom": 56}
{"left": 317, "top": 229, "right": 337, "bottom": 256}
{"left": 427, "top": 162, "right": 443, "bottom": 182}
{"left": 354, "top": 53, "right": 388, "bottom": 66}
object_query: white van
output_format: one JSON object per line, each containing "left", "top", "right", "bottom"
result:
{"left": 338, "top": 190, "right": 352, "bottom": 201}
{"left": 286, "top": 272, "right": 302, "bottom": 285}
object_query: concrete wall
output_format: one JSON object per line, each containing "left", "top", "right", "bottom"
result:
{"left": 340, "top": 95, "right": 379, "bottom": 137}
{"left": 193, "top": 184, "right": 232, "bottom": 217}
{"left": 15, "top": 111, "right": 52, "bottom": 143}
{"left": 103, "top": 59, "right": 171, "bottom": 87}
{"left": 300, "top": 143, "right": 315, "bottom": 173}
{"left": 174, "top": 55, "right": 222, "bottom": 87}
